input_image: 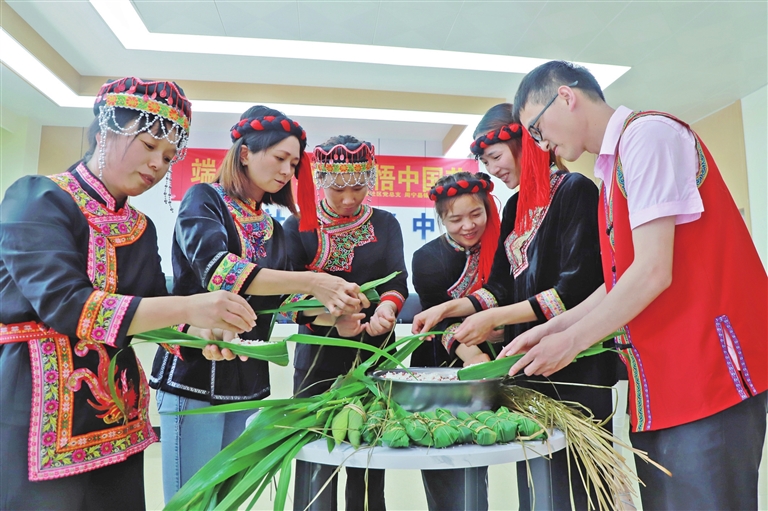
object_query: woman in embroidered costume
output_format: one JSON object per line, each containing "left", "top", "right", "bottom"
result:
{"left": 413, "top": 104, "right": 618, "bottom": 511}
{"left": 509, "top": 61, "right": 767, "bottom": 510}
{"left": 408, "top": 171, "right": 501, "bottom": 511}
{"left": 149, "top": 107, "right": 367, "bottom": 503}
{"left": 283, "top": 135, "right": 409, "bottom": 511}
{"left": 0, "top": 78, "right": 257, "bottom": 510}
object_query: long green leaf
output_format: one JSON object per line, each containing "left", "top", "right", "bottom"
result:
{"left": 285, "top": 333, "right": 407, "bottom": 370}
{"left": 132, "top": 328, "right": 289, "bottom": 366}
{"left": 457, "top": 332, "right": 622, "bottom": 381}
{"left": 254, "top": 272, "right": 399, "bottom": 314}
{"left": 359, "top": 271, "right": 400, "bottom": 292}
{"left": 172, "top": 397, "right": 315, "bottom": 416}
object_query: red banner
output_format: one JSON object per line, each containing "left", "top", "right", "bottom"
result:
{"left": 171, "top": 149, "right": 478, "bottom": 207}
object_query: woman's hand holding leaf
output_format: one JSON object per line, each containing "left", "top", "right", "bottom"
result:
{"left": 309, "top": 272, "right": 367, "bottom": 316}
{"left": 365, "top": 302, "right": 397, "bottom": 336}
{"left": 334, "top": 313, "right": 366, "bottom": 337}
{"left": 411, "top": 303, "right": 446, "bottom": 340}
{"left": 453, "top": 309, "right": 497, "bottom": 347}
{"left": 185, "top": 290, "right": 256, "bottom": 333}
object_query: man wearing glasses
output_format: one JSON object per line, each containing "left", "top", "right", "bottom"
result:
{"left": 501, "top": 60, "right": 767, "bottom": 510}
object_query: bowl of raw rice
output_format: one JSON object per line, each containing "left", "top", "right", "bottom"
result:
{"left": 369, "top": 367, "right": 502, "bottom": 414}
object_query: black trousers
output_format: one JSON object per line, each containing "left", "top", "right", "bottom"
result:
{"left": 630, "top": 391, "right": 767, "bottom": 511}
{"left": 0, "top": 421, "right": 145, "bottom": 511}
{"left": 421, "top": 467, "right": 488, "bottom": 511}
{"left": 293, "top": 368, "right": 386, "bottom": 511}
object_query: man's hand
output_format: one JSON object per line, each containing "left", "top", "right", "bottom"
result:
{"left": 507, "top": 329, "right": 581, "bottom": 377}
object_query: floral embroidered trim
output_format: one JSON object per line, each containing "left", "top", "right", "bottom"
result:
{"left": 535, "top": 288, "right": 566, "bottom": 320}
{"left": 207, "top": 253, "right": 257, "bottom": 294}
{"left": 715, "top": 315, "right": 758, "bottom": 399}
{"left": 26, "top": 328, "right": 155, "bottom": 481}
{"left": 51, "top": 169, "right": 147, "bottom": 296}
{"left": 53, "top": 166, "right": 147, "bottom": 244}
{"left": 441, "top": 322, "right": 461, "bottom": 354}
{"left": 279, "top": 293, "right": 311, "bottom": 324}
{"left": 448, "top": 246, "right": 480, "bottom": 300}
{"left": 106, "top": 93, "right": 190, "bottom": 132}
{"left": 309, "top": 201, "right": 375, "bottom": 272}
{"left": 615, "top": 326, "right": 652, "bottom": 432}
{"left": 77, "top": 291, "right": 134, "bottom": 347}
{"left": 505, "top": 172, "right": 565, "bottom": 278}
{"left": 380, "top": 290, "right": 406, "bottom": 313}
{"left": 316, "top": 161, "right": 375, "bottom": 174}
{"left": 212, "top": 183, "right": 273, "bottom": 261}
{"left": 77, "top": 163, "right": 117, "bottom": 211}
{"left": 470, "top": 288, "right": 497, "bottom": 310}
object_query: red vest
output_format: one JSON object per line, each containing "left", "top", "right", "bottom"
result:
{"left": 598, "top": 111, "right": 767, "bottom": 432}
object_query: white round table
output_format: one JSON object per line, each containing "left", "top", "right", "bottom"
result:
{"left": 296, "top": 430, "right": 565, "bottom": 469}
{"left": 293, "top": 431, "right": 566, "bottom": 510}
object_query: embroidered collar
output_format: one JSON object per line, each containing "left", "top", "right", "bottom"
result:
{"left": 444, "top": 233, "right": 481, "bottom": 255}
{"left": 75, "top": 162, "right": 124, "bottom": 211}
{"left": 319, "top": 199, "right": 365, "bottom": 225}
{"left": 211, "top": 183, "right": 273, "bottom": 261}
{"left": 309, "top": 199, "right": 375, "bottom": 272}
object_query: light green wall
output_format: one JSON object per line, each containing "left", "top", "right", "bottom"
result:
{"left": 0, "top": 108, "right": 41, "bottom": 198}
{"left": 741, "top": 85, "right": 767, "bottom": 267}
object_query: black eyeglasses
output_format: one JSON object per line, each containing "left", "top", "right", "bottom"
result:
{"left": 527, "top": 81, "right": 578, "bottom": 144}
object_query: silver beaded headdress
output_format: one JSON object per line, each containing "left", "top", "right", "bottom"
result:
{"left": 312, "top": 139, "right": 377, "bottom": 189}
{"left": 93, "top": 77, "right": 192, "bottom": 209}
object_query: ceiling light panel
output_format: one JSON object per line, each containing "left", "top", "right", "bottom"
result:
{"left": 90, "top": 0, "right": 630, "bottom": 88}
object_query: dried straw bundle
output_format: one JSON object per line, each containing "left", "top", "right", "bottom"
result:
{"left": 499, "top": 385, "right": 670, "bottom": 511}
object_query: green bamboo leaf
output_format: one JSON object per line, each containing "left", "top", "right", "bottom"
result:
{"left": 359, "top": 271, "right": 400, "bottom": 292}
{"left": 172, "top": 397, "right": 314, "bottom": 416}
{"left": 457, "top": 333, "right": 622, "bottom": 381}
{"left": 285, "top": 333, "right": 406, "bottom": 370}
{"left": 253, "top": 272, "right": 397, "bottom": 315}
{"left": 273, "top": 432, "right": 314, "bottom": 511}
{"left": 214, "top": 431, "right": 312, "bottom": 511}
{"left": 132, "top": 331, "right": 289, "bottom": 366}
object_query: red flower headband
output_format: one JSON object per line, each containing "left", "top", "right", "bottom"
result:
{"left": 469, "top": 123, "right": 522, "bottom": 156}
{"left": 428, "top": 174, "right": 494, "bottom": 201}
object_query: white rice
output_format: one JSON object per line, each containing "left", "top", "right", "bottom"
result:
{"left": 379, "top": 371, "right": 458, "bottom": 382}
{"left": 225, "top": 337, "right": 278, "bottom": 347}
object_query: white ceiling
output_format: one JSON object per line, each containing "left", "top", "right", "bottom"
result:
{"left": 2, "top": 0, "right": 766, "bottom": 152}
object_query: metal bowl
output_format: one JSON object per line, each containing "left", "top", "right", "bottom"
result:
{"left": 369, "top": 367, "right": 502, "bottom": 414}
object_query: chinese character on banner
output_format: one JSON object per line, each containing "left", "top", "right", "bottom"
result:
{"left": 397, "top": 165, "right": 420, "bottom": 192}
{"left": 172, "top": 149, "right": 478, "bottom": 206}
{"left": 422, "top": 166, "right": 444, "bottom": 190}
{"left": 378, "top": 165, "right": 395, "bottom": 192}
{"left": 191, "top": 158, "right": 218, "bottom": 184}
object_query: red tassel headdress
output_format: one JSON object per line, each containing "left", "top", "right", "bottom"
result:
{"left": 469, "top": 122, "right": 551, "bottom": 236}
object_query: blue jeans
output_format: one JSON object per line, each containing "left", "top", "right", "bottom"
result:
{"left": 156, "top": 390, "right": 254, "bottom": 504}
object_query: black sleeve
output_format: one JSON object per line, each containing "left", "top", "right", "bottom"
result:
{"left": 283, "top": 214, "right": 312, "bottom": 272}
{"left": 145, "top": 218, "right": 171, "bottom": 298}
{"left": 412, "top": 244, "right": 448, "bottom": 312}
{"left": 174, "top": 184, "right": 259, "bottom": 295}
{"left": 528, "top": 174, "right": 604, "bottom": 322}
{"left": 376, "top": 213, "right": 409, "bottom": 312}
